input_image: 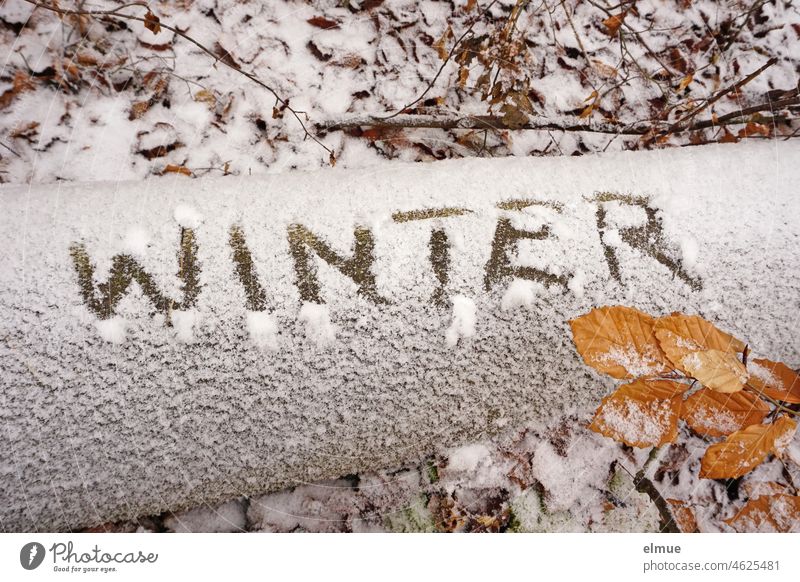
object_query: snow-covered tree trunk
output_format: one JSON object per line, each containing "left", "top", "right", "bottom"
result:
{"left": 1, "top": 142, "right": 798, "bottom": 530}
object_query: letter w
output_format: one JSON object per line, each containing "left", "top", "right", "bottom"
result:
{"left": 69, "top": 228, "right": 201, "bottom": 321}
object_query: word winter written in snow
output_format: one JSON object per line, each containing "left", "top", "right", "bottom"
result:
{"left": 68, "top": 193, "right": 700, "bottom": 342}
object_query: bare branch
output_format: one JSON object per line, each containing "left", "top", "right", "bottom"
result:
{"left": 382, "top": 0, "right": 500, "bottom": 120}
{"left": 668, "top": 57, "right": 778, "bottom": 132}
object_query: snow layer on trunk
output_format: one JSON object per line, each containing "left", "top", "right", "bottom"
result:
{"left": 0, "top": 142, "right": 798, "bottom": 531}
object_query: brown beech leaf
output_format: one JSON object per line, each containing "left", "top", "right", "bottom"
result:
{"left": 700, "top": 416, "right": 797, "bottom": 480}
{"left": 592, "top": 60, "right": 618, "bottom": 79}
{"left": 579, "top": 103, "right": 595, "bottom": 119}
{"left": 570, "top": 306, "right": 671, "bottom": 379}
{"left": 666, "top": 499, "right": 698, "bottom": 532}
{"left": 0, "top": 71, "right": 36, "bottom": 110}
{"left": 747, "top": 359, "right": 800, "bottom": 404}
{"left": 499, "top": 103, "right": 529, "bottom": 129}
{"left": 307, "top": 16, "right": 339, "bottom": 30}
{"left": 433, "top": 26, "right": 453, "bottom": 60}
{"left": 682, "top": 389, "right": 769, "bottom": 437}
{"left": 162, "top": 165, "right": 192, "bottom": 177}
{"left": 144, "top": 11, "right": 162, "bottom": 35}
{"left": 589, "top": 379, "right": 689, "bottom": 447}
{"left": 739, "top": 479, "right": 789, "bottom": 500}
{"left": 129, "top": 100, "right": 151, "bottom": 120}
{"left": 193, "top": 90, "right": 216, "bottom": 107}
{"left": 677, "top": 73, "right": 693, "bottom": 92}
{"left": 682, "top": 349, "right": 747, "bottom": 393}
{"left": 725, "top": 495, "right": 800, "bottom": 532}
{"left": 458, "top": 66, "right": 470, "bottom": 88}
{"left": 602, "top": 11, "right": 628, "bottom": 36}
{"left": 737, "top": 122, "right": 770, "bottom": 138}
{"left": 718, "top": 129, "right": 739, "bottom": 143}
{"left": 654, "top": 314, "right": 745, "bottom": 374}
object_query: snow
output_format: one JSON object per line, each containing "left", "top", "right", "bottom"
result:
{"left": 748, "top": 360, "right": 781, "bottom": 387}
{"left": 593, "top": 344, "right": 667, "bottom": 378}
{"left": 171, "top": 310, "right": 199, "bottom": 343}
{"left": 602, "top": 229, "right": 622, "bottom": 247}
{"left": 596, "top": 398, "right": 673, "bottom": 446}
{"left": 568, "top": 269, "right": 587, "bottom": 299}
{"left": 173, "top": 205, "right": 203, "bottom": 229}
{"left": 680, "top": 237, "right": 700, "bottom": 272}
{"left": 246, "top": 311, "right": 279, "bottom": 350}
{"left": 445, "top": 295, "right": 477, "bottom": 347}
{"left": 95, "top": 317, "right": 127, "bottom": 344}
{"left": 446, "top": 443, "right": 491, "bottom": 473}
{"left": 500, "top": 279, "right": 542, "bottom": 310}
{"left": 123, "top": 227, "right": 150, "bottom": 255}
{"left": 164, "top": 499, "right": 247, "bottom": 533}
{"left": 298, "top": 302, "right": 336, "bottom": 347}
{"left": 688, "top": 404, "right": 739, "bottom": 435}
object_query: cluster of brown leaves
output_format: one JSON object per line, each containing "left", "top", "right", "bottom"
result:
{"left": 442, "top": 0, "right": 540, "bottom": 130}
{"left": 570, "top": 306, "right": 800, "bottom": 532}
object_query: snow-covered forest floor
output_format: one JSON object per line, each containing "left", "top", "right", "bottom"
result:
{"left": 2, "top": 0, "right": 800, "bottom": 532}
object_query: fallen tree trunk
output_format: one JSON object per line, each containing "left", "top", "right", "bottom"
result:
{"left": 1, "top": 142, "right": 798, "bottom": 531}
{"left": 315, "top": 96, "right": 798, "bottom": 136}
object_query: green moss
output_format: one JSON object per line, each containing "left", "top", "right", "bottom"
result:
{"left": 384, "top": 494, "right": 436, "bottom": 533}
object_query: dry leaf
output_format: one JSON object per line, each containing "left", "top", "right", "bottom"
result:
{"left": 682, "top": 349, "right": 747, "bottom": 393}
{"left": 579, "top": 103, "right": 595, "bottom": 119}
{"left": 719, "top": 129, "right": 739, "bottom": 143}
{"left": 434, "top": 26, "right": 453, "bottom": 60}
{"left": 162, "top": 165, "right": 192, "bottom": 177}
{"left": 737, "top": 122, "right": 770, "bottom": 138}
{"left": 592, "top": 60, "right": 618, "bottom": 79}
{"left": 499, "top": 103, "right": 529, "bottom": 129}
{"left": 9, "top": 120, "right": 39, "bottom": 140}
{"left": 725, "top": 495, "right": 800, "bottom": 532}
{"left": 677, "top": 73, "right": 693, "bottom": 91}
{"left": 194, "top": 90, "right": 216, "bottom": 107}
{"left": 700, "top": 416, "right": 797, "bottom": 479}
{"left": 589, "top": 379, "right": 689, "bottom": 447}
{"left": 570, "top": 306, "right": 671, "bottom": 379}
{"left": 654, "top": 314, "right": 745, "bottom": 374}
{"left": 602, "top": 11, "right": 628, "bottom": 36}
{"left": 739, "top": 479, "right": 789, "bottom": 500}
{"left": 747, "top": 359, "right": 800, "bottom": 404}
{"left": 579, "top": 90, "right": 599, "bottom": 119}
{"left": 0, "top": 71, "right": 36, "bottom": 110}
{"left": 75, "top": 53, "right": 99, "bottom": 67}
{"left": 129, "top": 100, "right": 151, "bottom": 120}
{"left": 666, "top": 499, "right": 698, "bottom": 532}
{"left": 458, "top": 67, "right": 470, "bottom": 88}
{"left": 682, "top": 389, "right": 769, "bottom": 437}
{"left": 144, "top": 11, "right": 162, "bottom": 35}
{"left": 307, "top": 16, "right": 339, "bottom": 30}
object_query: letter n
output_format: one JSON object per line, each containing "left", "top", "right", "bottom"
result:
{"left": 287, "top": 224, "right": 387, "bottom": 304}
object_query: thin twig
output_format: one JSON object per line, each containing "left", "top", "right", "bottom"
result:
{"left": 382, "top": 0, "right": 500, "bottom": 120}
{"left": 668, "top": 57, "right": 777, "bottom": 132}
{"left": 635, "top": 448, "right": 682, "bottom": 533}
{"left": 744, "top": 385, "right": 800, "bottom": 418}
{"left": 0, "top": 141, "right": 22, "bottom": 158}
